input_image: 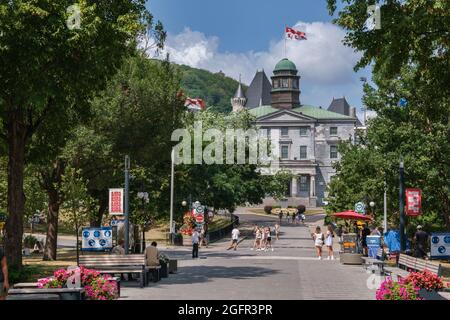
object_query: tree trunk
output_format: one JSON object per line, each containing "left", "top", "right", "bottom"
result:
{"left": 43, "top": 188, "right": 60, "bottom": 260}
{"left": 42, "top": 159, "right": 65, "bottom": 261}
{"left": 5, "top": 110, "right": 27, "bottom": 269}
{"left": 91, "top": 199, "right": 107, "bottom": 227}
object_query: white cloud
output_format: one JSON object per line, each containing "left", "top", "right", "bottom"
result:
{"left": 158, "top": 22, "right": 367, "bottom": 110}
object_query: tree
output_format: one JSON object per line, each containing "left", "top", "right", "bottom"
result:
{"left": 0, "top": 0, "right": 162, "bottom": 268}
{"left": 326, "top": 1, "right": 450, "bottom": 230}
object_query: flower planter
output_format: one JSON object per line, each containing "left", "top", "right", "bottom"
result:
{"left": 418, "top": 289, "right": 442, "bottom": 300}
{"left": 169, "top": 259, "right": 178, "bottom": 274}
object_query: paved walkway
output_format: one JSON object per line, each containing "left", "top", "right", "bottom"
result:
{"left": 120, "top": 211, "right": 376, "bottom": 300}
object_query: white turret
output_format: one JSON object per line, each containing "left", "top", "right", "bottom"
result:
{"left": 231, "top": 75, "right": 247, "bottom": 112}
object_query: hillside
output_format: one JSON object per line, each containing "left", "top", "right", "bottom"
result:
{"left": 176, "top": 64, "right": 246, "bottom": 114}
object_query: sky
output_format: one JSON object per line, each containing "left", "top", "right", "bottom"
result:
{"left": 147, "top": 0, "right": 372, "bottom": 119}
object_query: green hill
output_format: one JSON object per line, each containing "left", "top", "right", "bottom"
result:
{"left": 176, "top": 64, "right": 246, "bottom": 114}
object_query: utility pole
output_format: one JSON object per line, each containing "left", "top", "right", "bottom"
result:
{"left": 383, "top": 180, "right": 387, "bottom": 232}
{"left": 169, "top": 148, "right": 175, "bottom": 244}
{"left": 399, "top": 157, "right": 406, "bottom": 252}
{"left": 124, "top": 155, "right": 130, "bottom": 254}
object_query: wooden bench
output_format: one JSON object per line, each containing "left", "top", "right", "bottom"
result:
{"left": 384, "top": 253, "right": 442, "bottom": 281}
{"left": 79, "top": 255, "right": 146, "bottom": 288}
{"left": 7, "top": 288, "right": 84, "bottom": 300}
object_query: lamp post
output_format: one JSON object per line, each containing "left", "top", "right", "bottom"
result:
{"left": 124, "top": 155, "right": 130, "bottom": 254}
{"left": 383, "top": 180, "right": 387, "bottom": 232}
{"left": 399, "top": 157, "right": 406, "bottom": 252}
{"left": 369, "top": 201, "right": 375, "bottom": 216}
{"left": 137, "top": 189, "right": 149, "bottom": 253}
{"left": 169, "top": 148, "right": 175, "bottom": 244}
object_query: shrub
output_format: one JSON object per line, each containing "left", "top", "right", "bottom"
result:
{"left": 297, "top": 205, "right": 306, "bottom": 214}
{"left": 23, "top": 235, "right": 37, "bottom": 248}
{"left": 376, "top": 278, "right": 421, "bottom": 300}
{"left": 264, "top": 206, "right": 272, "bottom": 214}
{"left": 404, "top": 270, "right": 444, "bottom": 292}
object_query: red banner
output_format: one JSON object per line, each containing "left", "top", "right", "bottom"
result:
{"left": 406, "top": 188, "right": 422, "bottom": 216}
{"left": 109, "top": 188, "right": 124, "bottom": 215}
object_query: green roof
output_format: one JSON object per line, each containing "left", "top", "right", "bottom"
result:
{"left": 248, "top": 105, "right": 355, "bottom": 120}
{"left": 274, "top": 58, "right": 297, "bottom": 72}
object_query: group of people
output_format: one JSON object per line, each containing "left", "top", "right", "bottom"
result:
{"left": 279, "top": 211, "right": 305, "bottom": 225}
{"left": 312, "top": 225, "right": 335, "bottom": 260}
{"left": 251, "top": 224, "right": 280, "bottom": 252}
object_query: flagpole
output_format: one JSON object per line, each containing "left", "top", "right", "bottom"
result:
{"left": 284, "top": 26, "right": 287, "bottom": 58}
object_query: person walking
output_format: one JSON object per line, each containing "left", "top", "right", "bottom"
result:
{"left": 325, "top": 225, "right": 335, "bottom": 260}
{"left": 278, "top": 211, "right": 283, "bottom": 225}
{"left": 260, "top": 225, "right": 267, "bottom": 250}
{"left": 286, "top": 212, "right": 291, "bottom": 224}
{"left": 274, "top": 223, "right": 280, "bottom": 241}
{"left": 265, "top": 227, "right": 273, "bottom": 252}
{"left": 0, "top": 246, "right": 9, "bottom": 300}
{"left": 312, "top": 226, "right": 325, "bottom": 260}
{"left": 253, "top": 227, "right": 262, "bottom": 251}
{"left": 229, "top": 226, "right": 240, "bottom": 251}
{"left": 361, "top": 223, "right": 371, "bottom": 256}
{"left": 192, "top": 229, "right": 200, "bottom": 258}
{"left": 414, "top": 225, "right": 429, "bottom": 259}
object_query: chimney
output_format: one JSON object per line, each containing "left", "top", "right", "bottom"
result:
{"left": 350, "top": 107, "right": 356, "bottom": 118}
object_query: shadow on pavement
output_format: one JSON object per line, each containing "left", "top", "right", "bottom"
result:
{"left": 120, "top": 265, "right": 280, "bottom": 288}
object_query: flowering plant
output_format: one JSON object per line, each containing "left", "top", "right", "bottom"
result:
{"left": 84, "top": 275, "right": 118, "bottom": 300}
{"left": 37, "top": 266, "right": 118, "bottom": 300}
{"left": 376, "top": 277, "right": 422, "bottom": 300}
{"left": 404, "top": 270, "right": 444, "bottom": 292}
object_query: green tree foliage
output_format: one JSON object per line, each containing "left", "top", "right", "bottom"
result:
{"left": 0, "top": 0, "right": 161, "bottom": 268}
{"left": 326, "top": 1, "right": 450, "bottom": 230}
{"left": 177, "top": 64, "right": 245, "bottom": 114}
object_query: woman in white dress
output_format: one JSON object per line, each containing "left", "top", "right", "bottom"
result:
{"left": 325, "top": 224, "right": 335, "bottom": 260}
{"left": 312, "top": 226, "right": 325, "bottom": 260}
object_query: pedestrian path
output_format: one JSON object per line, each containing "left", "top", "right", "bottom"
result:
{"left": 120, "top": 212, "right": 376, "bottom": 300}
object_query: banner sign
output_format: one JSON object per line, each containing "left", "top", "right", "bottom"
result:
{"left": 109, "top": 188, "right": 124, "bottom": 215}
{"left": 405, "top": 188, "right": 422, "bottom": 216}
{"left": 81, "top": 227, "right": 113, "bottom": 251}
{"left": 430, "top": 232, "right": 450, "bottom": 260}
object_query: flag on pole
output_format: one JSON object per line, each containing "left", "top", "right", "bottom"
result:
{"left": 185, "top": 97, "right": 206, "bottom": 111}
{"left": 285, "top": 27, "right": 307, "bottom": 40}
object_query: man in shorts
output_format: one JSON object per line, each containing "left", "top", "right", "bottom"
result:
{"left": 228, "top": 226, "right": 240, "bottom": 251}
{"left": 0, "top": 246, "right": 9, "bottom": 300}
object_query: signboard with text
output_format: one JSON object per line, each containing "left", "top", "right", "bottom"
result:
{"left": 109, "top": 188, "right": 124, "bottom": 215}
{"left": 405, "top": 188, "right": 422, "bottom": 216}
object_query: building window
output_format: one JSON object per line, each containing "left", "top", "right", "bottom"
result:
{"left": 273, "top": 79, "right": 279, "bottom": 89}
{"left": 282, "top": 79, "right": 289, "bottom": 88}
{"left": 281, "top": 145, "right": 289, "bottom": 159}
{"left": 299, "top": 175, "right": 308, "bottom": 192}
{"left": 330, "top": 127, "right": 338, "bottom": 136}
{"left": 281, "top": 127, "right": 289, "bottom": 137}
{"left": 330, "top": 145, "right": 338, "bottom": 159}
{"left": 293, "top": 79, "right": 298, "bottom": 89}
{"left": 299, "top": 146, "right": 307, "bottom": 159}
{"left": 299, "top": 126, "right": 308, "bottom": 136}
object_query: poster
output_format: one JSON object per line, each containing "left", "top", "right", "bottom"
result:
{"left": 109, "top": 188, "right": 124, "bottom": 215}
{"left": 405, "top": 188, "right": 422, "bottom": 216}
{"left": 430, "top": 232, "right": 450, "bottom": 259}
{"left": 81, "top": 227, "right": 113, "bottom": 251}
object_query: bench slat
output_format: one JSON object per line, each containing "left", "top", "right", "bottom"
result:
{"left": 8, "top": 288, "right": 84, "bottom": 294}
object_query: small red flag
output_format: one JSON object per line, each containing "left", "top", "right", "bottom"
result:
{"left": 185, "top": 97, "right": 206, "bottom": 111}
{"left": 286, "top": 27, "right": 307, "bottom": 40}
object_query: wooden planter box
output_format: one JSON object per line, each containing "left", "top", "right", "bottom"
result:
{"left": 168, "top": 259, "right": 178, "bottom": 274}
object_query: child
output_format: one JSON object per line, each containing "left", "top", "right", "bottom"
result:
{"left": 265, "top": 227, "right": 273, "bottom": 251}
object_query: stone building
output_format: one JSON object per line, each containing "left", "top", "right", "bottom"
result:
{"left": 231, "top": 58, "right": 362, "bottom": 207}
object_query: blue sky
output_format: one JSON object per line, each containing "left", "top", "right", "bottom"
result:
{"left": 147, "top": 0, "right": 371, "bottom": 118}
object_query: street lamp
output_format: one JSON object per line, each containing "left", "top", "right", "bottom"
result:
{"left": 399, "top": 157, "right": 406, "bottom": 252}
{"left": 181, "top": 200, "right": 187, "bottom": 207}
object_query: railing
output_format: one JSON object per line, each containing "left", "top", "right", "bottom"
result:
{"left": 207, "top": 214, "right": 239, "bottom": 243}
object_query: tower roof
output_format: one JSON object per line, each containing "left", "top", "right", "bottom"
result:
{"left": 245, "top": 70, "right": 272, "bottom": 109}
{"left": 274, "top": 58, "right": 297, "bottom": 72}
{"left": 328, "top": 97, "right": 350, "bottom": 116}
{"left": 233, "top": 76, "right": 246, "bottom": 99}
